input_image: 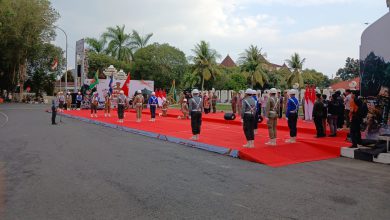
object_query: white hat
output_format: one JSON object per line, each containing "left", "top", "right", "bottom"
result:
{"left": 151, "top": 92, "right": 155, "bottom": 95}
{"left": 192, "top": 89, "right": 199, "bottom": 95}
{"left": 120, "top": 90, "right": 124, "bottom": 94}
{"left": 288, "top": 89, "right": 297, "bottom": 95}
{"left": 137, "top": 90, "right": 141, "bottom": 94}
{"left": 251, "top": 89, "right": 257, "bottom": 95}
{"left": 183, "top": 98, "right": 187, "bottom": 102}
{"left": 269, "top": 88, "right": 277, "bottom": 94}
{"left": 245, "top": 88, "right": 252, "bottom": 94}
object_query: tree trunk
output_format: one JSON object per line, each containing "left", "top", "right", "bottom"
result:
{"left": 201, "top": 76, "right": 204, "bottom": 92}
{"left": 19, "top": 60, "right": 27, "bottom": 102}
{"left": 251, "top": 73, "right": 254, "bottom": 89}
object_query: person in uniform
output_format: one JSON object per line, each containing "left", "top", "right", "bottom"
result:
{"left": 51, "top": 99, "right": 58, "bottom": 125}
{"left": 66, "top": 91, "right": 72, "bottom": 110}
{"left": 161, "top": 97, "right": 169, "bottom": 117}
{"left": 90, "top": 92, "right": 99, "bottom": 118}
{"left": 203, "top": 93, "right": 211, "bottom": 114}
{"left": 117, "top": 90, "right": 126, "bottom": 123}
{"left": 58, "top": 91, "right": 65, "bottom": 112}
{"left": 231, "top": 92, "right": 238, "bottom": 114}
{"left": 313, "top": 93, "right": 325, "bottom": 137}
{"left": 179, "top": 98, "right": 189, "bottom": 119}
{"left": 133, "top": 90, "right": 144, "bottom": 122}
{"left": 285, "top": 89, "right": 299, "bottom": 143}
{"left": 104, "top": 91, "right": 111, "bottom": 117}
{"left": 322, "top": 94, "right": 328, "bottom": 136}
{"left": 211, "top": 92, "right": 218, "bottom": 113}
{"left": 76, "top": 92, "right": 82, "bottom": 110}
{"left": 265, "top": 88, "right": 279, "bottom": 146}
{"left": 277, "top": 91, "right": 283, "bottom": 118}
{"left": 148, "top": 92, "right": 158, "bottom": 122}
{"left": 241, "top": 89, "right": 257, "bottom": 148}
{"left": 327, "top": 94, "right": 339, "bottom": 137}
{"left": 189, "top": 89, "right": 203, "bottom": 140}
{"left": 251, "top": 90, "right": 260, "bottom": 135}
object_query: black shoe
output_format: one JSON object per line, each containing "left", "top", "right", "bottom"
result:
{"left": 349, "top": 145, "right": 358, "bottom": 148}
{"left": 52, "top": 123, "right": 57, "bottom": 125}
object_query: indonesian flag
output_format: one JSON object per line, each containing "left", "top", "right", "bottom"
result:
{"left": 310, "top": 85, "right": 316, "bottom": 102}
{"left": 162, "top": 89, "right": 166, "bottom": 98}
{"left": 304, "top": 85, "right": 309, "bottom": 102}
{"left": 121, "top": 72, "right": 131, "bottom": 96}
{"left": 51, "top": 58, "right": 58, "bottom": 71}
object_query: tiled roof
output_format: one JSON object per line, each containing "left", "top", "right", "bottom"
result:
{"left": 330, "top": 77, "right": 360, "bottom": 90}
{"left": 220, "top": 55, "right": 236, "bottom": 67}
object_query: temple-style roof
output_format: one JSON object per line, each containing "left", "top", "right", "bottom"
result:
{"left": 220, "top": 54, "right": 236, "bottom": 67}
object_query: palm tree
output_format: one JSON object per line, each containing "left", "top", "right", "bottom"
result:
{"left": 238, "top": 45, "right": 269, "bottom": 88}
{"left": 102, "top": 25, "right": 133, "bottom": 62}
{"left": 191, "top": 41, "right": 221, "bottom": 91}
{"left": 130, "top": 30, "right": 153, "bottom": 50}
{"left": 85, "top": 37, "right": 107, "bottom": 54}
{"left": 285, "top": 52, "right": 306, "bottom": 88}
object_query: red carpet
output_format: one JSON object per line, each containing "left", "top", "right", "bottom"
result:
{"left": 63, "top": 109, "right": 349, "bottom": 167}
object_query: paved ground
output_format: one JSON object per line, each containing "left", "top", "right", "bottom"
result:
{"left": 0, "top": 103, "right": 389, "bottom": 220}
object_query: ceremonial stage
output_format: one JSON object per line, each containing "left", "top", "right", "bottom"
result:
{"left": 63, "top": 109, "right": 349, "bottom": 167}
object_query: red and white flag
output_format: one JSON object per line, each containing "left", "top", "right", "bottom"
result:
{"left": 121, "top": 72, "right": 131, "bottom": 96}
{"left": 51, "top": 58, "right": 58, "bottom": 71}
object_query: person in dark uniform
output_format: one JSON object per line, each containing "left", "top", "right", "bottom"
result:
{"left": 285, "top": 89, "right": 299, "bottom": 143}
{"left": 322, "top": 94, "right": 328, "bottom": 136}
{"left": 242, "top": 89, "right": 257, "bottom": 148}
{"left": 313, "top": 93, "right": 325, "bottom": 137}
{"left": 51, "top": 99, "right": 57, "bottom": 125}
{"left": 251, "top": 90, "right": 260, "bottom": 135}
{"left": 349, "top": 90, "right": 363, "bottom": 148}
{"left": 189, "top": 89, "right": 203, "bottom": 140}
{"left": 327, "top": 94, "right": 339, "bottom": 137}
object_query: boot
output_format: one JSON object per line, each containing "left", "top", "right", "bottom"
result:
{"left": 290, "top": 137, "right": 296, "bottom": 143}
{"left": 249, "top": 140, "right": 255, "bottom": 148}
{"left": 90, "top": 114, "right": 93, "bottom": 118}
{"left": 265, "top": 139, "right": 273, "bottom": 145}
{"left": 94, "top": 114, "right": 97, "bottom": 118}
{"left": 104, "top": 113, "right": 107, "bottom": 117}
{"left": 191, "top": 135, "right": 197, "bottom": 140}
{"left": 272, "top": 139, "right": 277, "bottom": 146}
{"left": 243, "top": 141, "right": 250, "bottom": 148}
{"left": 196, "top": 134, "right": 199, "bottom": 140}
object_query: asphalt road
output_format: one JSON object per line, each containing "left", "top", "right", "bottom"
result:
{"left": 0, "top": 103, "right": 389, "bottom": 220}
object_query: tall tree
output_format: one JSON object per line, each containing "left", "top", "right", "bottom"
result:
{"left": 85, "top": 37, "right": 107, "bottom": 54}
{"left": 0, "top": 0, "right": 59, "bottom": 99}
{"left": 191, "top": 41, "right": 221, "bottom": 91}
{"left": 238, "top": 45, "right": 268, "bottom": 88}
{"left": 285, "top": 53, "right": 306, "bottom": 88}
{"left": 130, "top": 30, "right": 153, "bottom": 50}
{"left": 336, "top": 57, "right": 360, "bottom": 81}
{"left": 102, "top": 25, "right": 133, "bottom": 62}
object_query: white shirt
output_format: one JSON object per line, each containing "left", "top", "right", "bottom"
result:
{"left": 345, "top": 94, "right": 351, "bottom": 110}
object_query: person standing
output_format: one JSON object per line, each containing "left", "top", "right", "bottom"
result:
{"left": 148, "top": 92, "right": 158, "bottom": 122}
{"left": 322, "top": 94, "right": 328, "bottom": 136}
{"left": 251, "top": 90, "right": 260, "bottom": 135}
{"left": 51, "top": 99, "right": 58, "bottom": 125}
{"left": 231, "top": 92, "right": 238, "bottom": 114}
{"left": 349, "top": 90, "right": 363, "bottom": 148}
{"left": 117, "top": 90, "right": 126, "bottom": 123}
{"left": 66, "top": 91, "right": 72, "bottom": 110}
{"left": 335, "top": 91, "right": 345, "bottom": 129}
{"left": 76, "top": 92, "right": 82, "bottom": 110}
{"left": 133, "top": 90, "right": 144, "bottom": 123}
{"left": 265, "top": 88, "right": 279, "bottom": 146}
{"left": 211, "top": 92, "right": 218, "bottom": 113}
{"left": 104, "top": 91, "right": 111, "bottom": 117}
{"left": 344, "top": 89, "right": 352, "bottom": 128}
{"left": 313, "top": 93, "right": 326, "bottom": 138}
{"left": 58, "top": 91, "right": 65, "bottom": 112}
{"left": 285, "top": 89, "right": 299, "bottom": 143}
{"left": 261, "top": 92, "right": 268, "bottom": 117}
{"left": 241, "top": 89, "right": 257, "bottom": 148}
{"left": 161, "top": 97, "right": 169, "bottom": 117}
{"left": 278, "top": 91, "right": 283, "bottom": 119}
{"left": 189, "top": 89, "right": 203, "bottom": 140}
{"left": 90, "top": 92, "right": 99, "bottom": 118}
{"left": 327, "top": 94, "right": 340, "bottom": 137}
{"left": 203, "top": 93, "right": 211, "bottom": 114}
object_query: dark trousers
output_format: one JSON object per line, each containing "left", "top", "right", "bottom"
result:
{"left": 337, "top": 113, "right": 344, "bottom": 128}
{"left": 328, "top": 115, "right": 338, "bottom": 135}
{"left": 204, "top": 108, "right": 210, "bottom": 114}
{"left": 118, "top": 104, "right": 124, "bottom": 119}
{"left": 314, "top": 117, "right": 325, "bottom": 136}
{"left": 191, "top": 111, "right": 202, "bottom": 135}
{"left": 51, "top": 108, "right": 56, "bottom": 124}
{"left": 279, "top": 106, "right": 283, "bottom": 118}
{"left": 91, "top": 104, "right": 97, "bottom": 114}
{"left": 288, "top": 113, "right": 298, "bottom": 137}
{"left": 345, "top": 110, "right": 350, "bottom": 128}
{"left": 150, "top": 105, "right": 156, "bottom": 118}
{"left": 350, "top": 118, "right": 362, "bottom": 147}
{"left": 77, "top": 101, "right": 81, "bottom": 108}
{"left": 243, "top": 113, "right": 255, "bottom": 141}
{"left": 253, "top": 113, "right": 259, "bottom": 130}
{"left": 212, "top": 104, "right": 216, "bottom": 113}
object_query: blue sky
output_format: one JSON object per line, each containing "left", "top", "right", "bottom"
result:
{"left": 51, "top": 0, "right": 389, "bottom": 77}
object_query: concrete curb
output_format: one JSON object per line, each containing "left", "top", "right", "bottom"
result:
{"left": 340, "top": 147, "right": 390, "bottom": 165}
{"left": 61, "top": 113, "right": 235, "bottom": 158}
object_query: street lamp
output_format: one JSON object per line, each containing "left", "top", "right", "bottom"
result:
{"left": 54, "top": 25, "right": 68, "bottom": 92}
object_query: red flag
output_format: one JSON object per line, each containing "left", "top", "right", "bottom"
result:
{"left": 310, "top": 85, "right": 316, "bottom": 102}
{"left": 121, "top": 73, "right": 131, "bottom": 96}
{"left": 304, "top": 85, "right": 309, "bottom": 102}
{"left": 162, "top": 90, "right": 166, "bottom": 98}
{"left": 51, "top": 58, "right": 58, "bottom": 70}
{"left": 157, "top": 89, "right": 162, "bottom": 98}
